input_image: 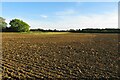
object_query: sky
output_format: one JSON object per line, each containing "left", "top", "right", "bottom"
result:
{"left": 1, "top": 2, "right": 118, "bottom": 30}
{"left": 1, "top": 0, "right": 120, "bottom": 2}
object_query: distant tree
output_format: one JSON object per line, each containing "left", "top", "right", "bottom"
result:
{"left": 69, "top": 29, "right": 75, "bottom": 32}
{"left": 0, "top": 17, "right": 7, "bottom": 31}
{"left": 9, "top": 19, "right": 30, "bottom": 32}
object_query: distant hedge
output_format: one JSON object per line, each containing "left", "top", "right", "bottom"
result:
{"left": 81, "top": 29, "right": 120, "bottom": 33}
{"left": 30, "top": 28, "right": 120, "bottom": 33}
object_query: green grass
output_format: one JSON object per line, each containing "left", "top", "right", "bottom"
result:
{"left": 32, "top": 32, "right": 69, "bottom": 34}
{"left": 20, "top": 31, "right": 70, "bottom": 35}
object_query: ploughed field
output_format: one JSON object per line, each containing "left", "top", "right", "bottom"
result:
{"left": 2, "top": 33, "right": 120, "bottom": 79}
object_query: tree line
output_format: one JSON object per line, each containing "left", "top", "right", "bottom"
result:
{"left": 0, "top": 17, "right": 120, "bottom": 33}
{"left": 0, "top": 17, "right": 30, "bottom": 32}
{"left": 30, "top": 28, "right": 120, "bottom": 33}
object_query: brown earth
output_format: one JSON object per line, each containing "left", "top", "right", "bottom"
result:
{"left": 1, "top": 33, "right": 120, "bottom": 79}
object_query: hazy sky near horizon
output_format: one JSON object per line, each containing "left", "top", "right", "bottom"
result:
{"left": 2, "top": 2, "right": 118, "bottom": 30}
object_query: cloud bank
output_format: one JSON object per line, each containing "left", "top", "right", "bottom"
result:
{"left": 5, "top": 10, "right": 117, "bottom": 30}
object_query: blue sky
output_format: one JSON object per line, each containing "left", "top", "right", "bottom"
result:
{"left": 2, "top": 2, "right": 118, "bottom": 30}
{"left": 1, "top": 0, "right": 120, "bottom": 2}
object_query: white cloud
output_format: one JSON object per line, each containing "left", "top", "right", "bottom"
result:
{"left": 21, "top": 10, "right": 118, "bottom": 30}
{"left": 4, "top": 10, "right": 118, "bottom": 30}
{"left": 54, "top": 10, "right": 118, "bottom": 29}
{"left": 40, "top": 15, "right": 48, "bottom": 18}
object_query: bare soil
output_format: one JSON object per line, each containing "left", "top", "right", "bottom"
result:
{"left": 1, "top": 33, "right": 120, "bottom": 79}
